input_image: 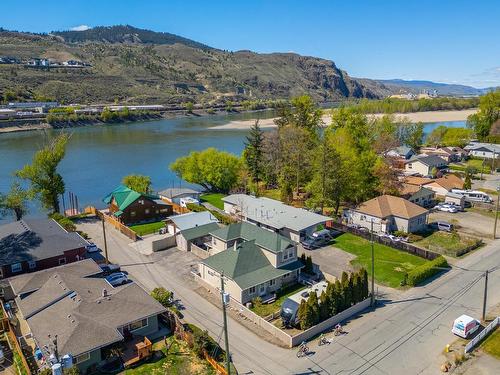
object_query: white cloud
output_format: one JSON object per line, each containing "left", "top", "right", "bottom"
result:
{"left": 70, "top": 25, "right": 90, "bottom": 31}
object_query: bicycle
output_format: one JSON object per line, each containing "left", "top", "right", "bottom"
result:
{"left": 334, "top": 324, "right": 344, "bottom": 336}
{"left": 318, "top": 334, "right": 331, "bottom": 346}
{"left": 296, "top": 341, "right": 309, "bottom": 358}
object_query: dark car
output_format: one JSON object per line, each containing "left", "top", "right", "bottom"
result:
{"left": 301, "top": 236, "right": 330, "bottom": 250}
{"left": 99, "top": 263, "right": 121, "bottom": 276}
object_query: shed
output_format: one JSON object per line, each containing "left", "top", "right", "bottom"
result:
{"left": 445, "top": 192, "right": 465, "bottom": 210}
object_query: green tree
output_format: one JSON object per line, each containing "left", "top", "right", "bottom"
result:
{"left": 306, "top": 132, "right": 346, "bottom": 214}
{"left": 430, "top": 167, "right": 438, "bottom": 178}
{"left": 192, "top": 329, "right": 212, "bottom": 358}
{"left": 400, "top": 123, "right": 424, "bottom": 151}
{"left": 298, "top": 300, "right": 314, "bottom": 330}
{"left": 274, "top": 95, "right": 323, "bottom": 136}
{"left": 0, "top": 182, "right": 30, "bottom": 221}
{"left": 185, "top": 101, "right": 194, "bottom": 114}
{"left": 463, "top": 172, "right": 472, "bottom": 190}
{"left": 333, "top": 279, "right": 343, "bottom": 313}
{"left": 16, "top": 134, "right": 68, "bottom": 213}
{"left": 307, "top": 292, "right": 320, "bottom": 326}
{"left": 467, "top": 91, "right": 500, "bottom": 140}
{"left": 243, "top": 120, "right": 264, "bottom": 184}
{"left": 319, "top": 290, "right": 330, "bottom": 321}
{"left": 373, "top": 158, "right": 402, "bottom": 195}
{"left": 170, "top": 148, "right": 242, "bottom": 193}
{"left": 426, "top": 125, "right": 448, "bottom": 147}
{"left": 122, "top": 174, "right": 152, "bottom": 193}
{"left": 361, "top": 268, "right": 369, "bottom": 299}
{"left": 150, "top": 287, "right": 174, "bottom": 308}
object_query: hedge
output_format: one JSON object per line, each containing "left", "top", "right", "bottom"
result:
{"left": 406, "top": 256, "right": 448, "bottom": 286}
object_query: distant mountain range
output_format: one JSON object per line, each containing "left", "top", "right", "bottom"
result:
{"left": 375, "top": 79, "right": 497, "bottom": 97}
{"left": 0, "top": 25, "right": 493, "bottom": 105}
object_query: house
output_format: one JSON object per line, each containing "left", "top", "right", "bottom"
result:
{"left": 404, "top": 155, "right": 448, "bottom": 176}
{"left": 346, "top": 195, "right": 428, "bottom": 234}
{"left": 9, "top": 259, "right": 166, "bottom": 374}
{"left": 420, "top": 147, "right": 466, "bottom": 163}
{"left": 158, "top": 187, "right": 201, "bottom": 205}
{"left": 403, "top": 176, "right": 433, "bottom": 187}
{"left": 175, "top": 222, "right": 220, "bottom": 252}
{"left": 464, "top": 142, "right": 500, "bottom": 159}
{"left": 421, "top": 174, "right": 464, "bottom": 197}
{"left": 0, "top": 218, "right": 87, "bottom": 282}
{"left": 199, "top": 232, "right": 303, "bottom": 304}
{"left": 398, "top": 183, "right": 435, "bottom": 207}
{"left": 386, "top": 145, "right": 415, "bottom": 160}
{"left": 222, "top": 194, "right": 331, "bottom": 242}
{"left": 165, "top": 211, "right": 219, "bottom": 235}
{"left": 103, "top": 185, "right": 172, "bottom": 225}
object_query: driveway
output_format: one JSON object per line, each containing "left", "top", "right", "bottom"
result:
{"left": 472, "top": 172, "right": 500, "bottom": 191}
{"left": 298, "top": 244, "right": 355, "bottom": 280}
{"left": 429, "top": 210, "right": 494, "bottom": 239}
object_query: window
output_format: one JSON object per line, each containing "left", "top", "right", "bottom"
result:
{"left": 213, "top": 239, "right": 217, "bottom": 245}
{"left": 156, "top": 209, "right": 159, "bottom": 214}
{"left": 408, "top": 163, "right": 412, "bottom": 169}
{"left": 283, "top": 252, "right": 288, "bottom": 260}
{"left": 129, "top": 318, "right": 148, "bottom": 332}
{"left": 269, "top": 279, "right": 276, "bottom": 286}
{"left": 28, "top": 261, "right": 36, "bottom": 270}
{"left": 74, "top": 352, "right": 90, "bottom": 364}
{"left": 249, "top": 286, "right": 256, "bottom": 294}
{"left": 160, "top": 208, "right": 169, "bottom": 213}
{"left": 130, "top": 211, "right": 136, "bottom": 217}
{"left": 59, "top": 258, "right": 66, "bottom": 265}
{"left": 11, "top": 263, "right": 22, "bottom": 273}
{"left": 145, "top": 208, "right": 150, "bottom": 214}
{"left": 361, "top": 215, "right": 366, "bottom": 221}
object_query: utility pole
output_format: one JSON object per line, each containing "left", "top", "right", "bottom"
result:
{"left": 102, "top": 217, "right": 109, "bottom": 264}
{"left": 370, "top": 219, "right": 375, "bottom": 306}
{"left": 493, "top": 186, "right": 500, "bottom": 239}
{"left": 482, "top": 269, "right": 489, "bottom": 321}
{"left": 220, "top": 274, "right": 231, "bottom": 375}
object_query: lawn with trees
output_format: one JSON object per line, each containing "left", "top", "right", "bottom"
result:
{"left": 333, "top": 233, "right": 428, "bottom": 288}
{"left": 200, "top": 193, "right": 225, "bottom": 210}
{"left": 467, "top": 90, "right": 500, "bottom": 142}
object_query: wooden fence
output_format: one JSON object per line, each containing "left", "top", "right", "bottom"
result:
{"left": 2, "top": 319, "right": 32, "bottom": 375}
{"left": 327, "top": 221, "right": 440, "bottom": 260}
{"left": 95, "top": 209, "right": 138, "bottom": 241}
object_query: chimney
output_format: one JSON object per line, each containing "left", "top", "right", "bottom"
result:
{"left": 233, "top": 242, "right": 237, "bottom": 251}
{"left": 102, "top": 288, "right": 108, "bottom": 298}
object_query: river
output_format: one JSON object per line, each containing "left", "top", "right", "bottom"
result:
{"left": 0, "top": 113, "right": 466, "bottom": 222}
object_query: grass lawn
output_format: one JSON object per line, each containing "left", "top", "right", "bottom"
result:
{"left": 450, "top": 159, "right": 492, "bottom": 174}
{"left": 250, "top": 283, "right": 306, "bottom": 317}
{"left": 125, "top": 337, "right": 216, "bottom": 375}
{"left": 200, "top": 193, "right": 225, "bottom": 210}
{"left": 416, "top": 231, "right": 481, "bottom": 257}
{"left": 481, "top": 328, "right": 500, "bottom": 359}
{"left": 129, "top": 221, "right": 165, "bottom": 236}
{"left": 261, "top": 188, "right": 281, "bottom": 201}
{"left": 333, "top": 233, "right": 427, "bottom": 288}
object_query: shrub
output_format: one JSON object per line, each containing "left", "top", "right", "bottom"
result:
{"left": 150, "top": 287, "right": 174, "bottom": 308}
{"left": 192, "top": 329, "right": 212, "bottom": 358}
{"left": 406, "top": 256, "right": 448, "bottom": 286}
{"left": 185, "top": 203, "right": 235, "bottom": 224}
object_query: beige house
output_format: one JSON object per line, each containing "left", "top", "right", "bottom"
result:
{"left": 422, "top": 174, "right": 463, "bottom": 197}
{"left": 405, "top": 155, "right": 448, "bottom": 176}
{"left": 347, "top": 195, "right": 428, "bottom": 234}
{"left": 398, "top": 183, "right": 435, "bottom": 207}
{"left": 198, "top": 222, "right": 303, "bottom": 304}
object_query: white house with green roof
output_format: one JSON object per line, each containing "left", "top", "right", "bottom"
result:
{"left": 198, "top": 222, "right": 303, "bottom": 304}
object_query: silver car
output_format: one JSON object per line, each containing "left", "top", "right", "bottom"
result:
{"left": 105, "top": 272, "right": 128, "bottom": 287}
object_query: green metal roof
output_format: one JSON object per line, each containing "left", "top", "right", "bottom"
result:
{"left": 210, "top": 222, "right": 294, "bottom": 254}
{"left": 113, "top": 210, "right": 123, "bottom": 217}
{"left": 202, "top": 241, "right": 303, "bottom": 290}
{"left": 181, "top": 222, "right": 220, "bottom": 242}
{"left": 103, "top": 185, "right": 160, "bottom": 212}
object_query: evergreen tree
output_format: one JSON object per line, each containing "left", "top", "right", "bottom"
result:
{"left": 307, "top": 292, "right": 320, "bottom": 326}
{"left": 243, "top": 120, "right": 265, "bottom": 183}
{"left": 352, "top": 273, "right": 361, "bottom": 304}
{"left": 325, "top": 282, "right": 336, "bottom": 316}
{"left": 299, "top": 300, "right": 314, "bottom": 330}
{"left": 319, "top": 291, "right": 330, "bottom": 321}
{"left": 334, "top": 279, "right": 343, "bottom": 313}
{"left": 346, "top": 273, "right": 354, "bottom": 307}
{"left": 361, "top": 268, "right": 369, "bottom": 299}
{"left": 463, "top": 172, "right": 472, "bottom": 190}
{"left": 306, "top": 256, "right": 314, "bottom": 274}
{"left": 340, "top": 272, "right": 349, "bottom": 309}
{"left": 297, "top": 300, "right": 308, "bottom": 329}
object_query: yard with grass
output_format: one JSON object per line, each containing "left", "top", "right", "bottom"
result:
{"left": 450, "top": 159, "right": 492, "bottom": 174}
{"left": 129, "top": 221, "right": 165, "bottom": 236}
{"left": 124, "top": 337, "right": 216, "bottom": 375}
{"left": 200, "top": 193, "right": 225, "bottom": 210}
{"left": 250, "top": 283, "right": 306, "bottom": 317}
{"left": 481, "top": 328, "right": 500, "bottom": 359}
{"left": 333, "top": 233, "right": 428, "bottom": 288}
{"left": 416, "top": 231, "right": 482, "bottom": 257}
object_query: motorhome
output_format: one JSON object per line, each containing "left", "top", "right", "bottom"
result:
{"left": 280, "top": 281, "right": 328, "bottom": 327}
{"left": 450, "top": 189, "right": 493, "bottom": 203}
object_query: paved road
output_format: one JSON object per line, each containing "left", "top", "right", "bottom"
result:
{"left": 78, "top": 219, "right": 500, "bottom": 375}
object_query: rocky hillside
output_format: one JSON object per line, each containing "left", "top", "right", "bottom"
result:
{"left": 0, "top": 26, "right": 392, "bottom": 105}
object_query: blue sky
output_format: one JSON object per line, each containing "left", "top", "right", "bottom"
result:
{"left": 1, "top": 0, "right": 499, "bottom": 88}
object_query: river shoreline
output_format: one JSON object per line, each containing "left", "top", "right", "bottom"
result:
{"left": 210, "top": 108, "right": 478, "bottom": 130}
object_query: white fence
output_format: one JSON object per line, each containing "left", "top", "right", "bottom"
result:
{"left": 465, "top": 316, "right": 499, "bottom": 353}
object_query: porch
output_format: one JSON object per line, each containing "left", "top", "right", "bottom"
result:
{"left": 121, "top": 336, "right": 153, "bottom": 368}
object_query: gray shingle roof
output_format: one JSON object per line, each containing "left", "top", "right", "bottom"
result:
{"left": 222, "top": 195, "right": 330, "bottom": 232}
{"left": 167, "top": 211, "right": 219, "bottom": 231}
{"left": 210, "top": 222, "right": 294, "bottom": 253}
{"left": 406, "top": 154, "right": 447, "bottom": 167}
{"left": 0, "top": 218, "right": 88, "bottom": 267}
{"left": 11, "top": 259, "right": 166, "bottom": 357}
{"left": 158, "top": 188, "right": 201, "bottom": 199}
{"left": 202, "top": 241, "right": 303, "bottom": 290}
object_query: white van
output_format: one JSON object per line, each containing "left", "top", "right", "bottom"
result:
{"left": 452, "top": 315, "right": 480, "bottom": 338}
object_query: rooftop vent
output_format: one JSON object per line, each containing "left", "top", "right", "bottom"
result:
{"left": 102, "top": 288, "right": 108, "bottom": 297}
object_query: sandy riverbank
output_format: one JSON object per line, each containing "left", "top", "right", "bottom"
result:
{"left": 0, "top": 123, "right": 51, "bottom": 133}
{"left": 211, "top": 108, "right": 478, "bottom": 130}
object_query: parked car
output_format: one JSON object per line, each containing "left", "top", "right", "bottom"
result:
{"left": 301, "top": 236, "right": 330, "bottom": 250}
{"left": 452, "top": 315, "right": 480, "bottom": 338}
{"left": 105, "top": 272, "right": 129, "bottom": 287}
{"left": 99, "top": 263, "right": 121, "bottom": 276}
{"left": 85, "top": 242, "right": 100, "bottom": 253}
{"left": 311, "top": 229, "right": 333, "bottom": 241}
{"left": 434, "top": 203, "right": 458, "bottom": 213}
{"left": 437, "top": 221, "right": 454, "bottom": 232}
